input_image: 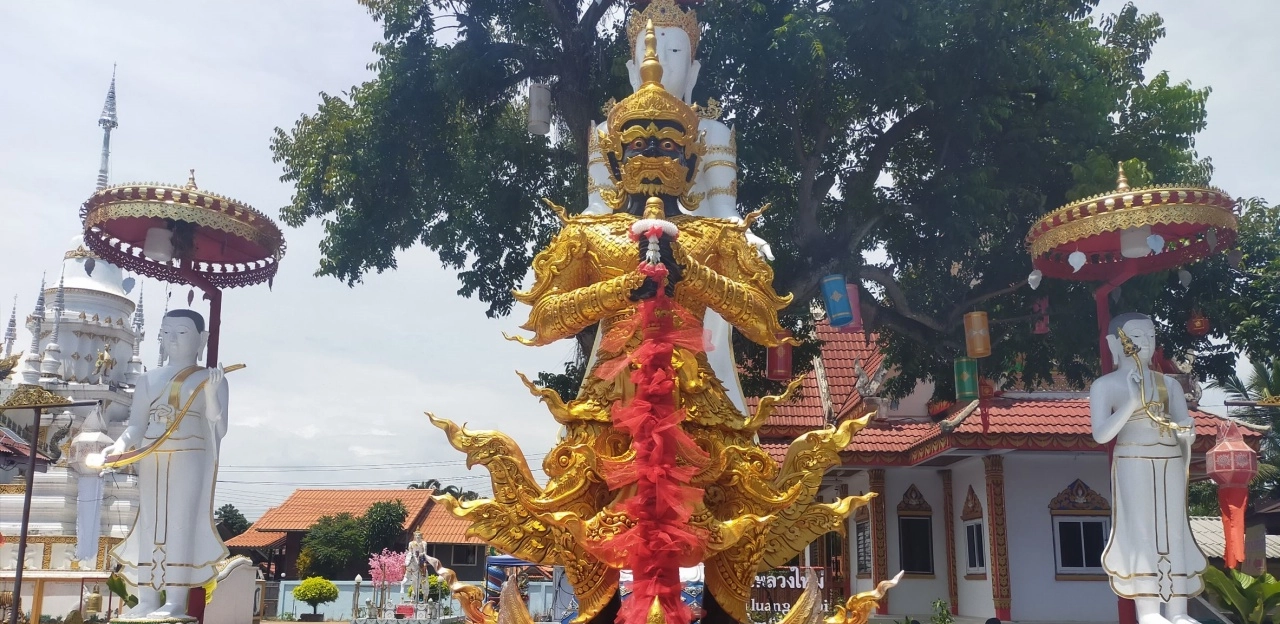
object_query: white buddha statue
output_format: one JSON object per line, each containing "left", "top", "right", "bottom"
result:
{"left": 584, "top": 0, "right": 768, "bottom": 412}
{"left": 1090, "top": 313, "right": 1206, "bottom": 624}
{"left": 403, "top": 530, "right": 428, "bottom": 597}
{"left": 96, "top": 309, "right": 229, "bottom": 620}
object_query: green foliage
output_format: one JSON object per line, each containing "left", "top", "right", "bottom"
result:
{"left": 930, "top": 600, "right": 954, "bottom": 624}
{"left": 272, "top": 0, "right": 1275, "bottom": 395}
{"left": 302, "top": 512, "right": 367, "bottom": 579}
{"left": 293, "top": 577, "right": 340, "bottom": 613}
{"left": 1202, "top": 566, "right": 1280, "bottom": 624}
{"left": 215, "top": 503, "right": 251, "bottom": 537}
{"left": 363, "top": 500, "right": 409, "bottom": 554}
{"left": 105, "top": 573, "right": 138, "bottom": 609}
{"left": 280, "top": 613, "right": 297, "bottom": 622}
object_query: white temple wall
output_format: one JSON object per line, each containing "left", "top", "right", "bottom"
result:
{"left": 843, "top": 471, "right": 875, "bottom": 596}
{"left": 949, "top": 456, "right": 995, "bottom": 619}
{"left": 882, "top": 467, "right": 949, "bottom": 617}
{"left": 1002, "top": 452, "right": 1114, "bottom": 623}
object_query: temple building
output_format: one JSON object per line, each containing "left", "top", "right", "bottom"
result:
{"left": 0, "top": 73, "right": 152, "bottom": 618}
{"left": 756, "top": 313, "right": 1260, "bottom": 623}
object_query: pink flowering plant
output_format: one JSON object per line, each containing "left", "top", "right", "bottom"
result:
{"left": 369, "top": 549, "right": 406, "bottom": 588}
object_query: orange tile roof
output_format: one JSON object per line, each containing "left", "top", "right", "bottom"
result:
{"left": 845, "top": 419, "right": 940, "bottom": 453}
{"left": 225, "top": 526, "right": 287, "bottom": 549}
{"left": 251, "top": 489, "right": 436, "bottom": 533}
{"left": 752, "top": 322, "right": 882, "bottom": 432}
{"left": 416, "top": 501, "right": 484, "bottom": 545}
{"left": 938, "top": 397, "right": 1261, "bottom": 439}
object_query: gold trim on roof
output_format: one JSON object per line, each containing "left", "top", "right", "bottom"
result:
{"left": 1, "top": 384, "right": 73, "bottom": 409}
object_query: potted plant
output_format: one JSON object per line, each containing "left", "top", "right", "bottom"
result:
{"left": 293, "top": 577, "right": 339, "bottom": 622}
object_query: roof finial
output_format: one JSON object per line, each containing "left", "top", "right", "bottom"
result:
{"left": 50, "top": 270, "right": 65, "bottom": 346}
{"left": 28, "top": 274, "right": 46, "bottom": 355}
{"left": 638, "top": 20, "right": 664, "bottom": 87}
{"left": 96, "top": 66, "right": 118, "bottom": 190}
{"left": 1116, "top": 161, "right": 1130, "bottom": 192}
{"left": 185, "top": 169, "right": 198, "bottom": 190}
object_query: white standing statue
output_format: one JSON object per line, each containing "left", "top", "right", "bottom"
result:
{"left": 403, "top": 530, "right": 428, "bottom": 598}
{"left": 585, "top": 0, "right": 768, "bottom": 413}
{"left": 1090, "top": 312, "right": 1207, "bottom": 624}
{"left": 92, "top": 309, "right": 230, "bottom": 621}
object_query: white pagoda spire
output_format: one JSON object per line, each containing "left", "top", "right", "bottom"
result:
{"left": 95, "top": 67, "right": 118, "bottom": 191}
{"left": 21, "top": 275, "right": 46, "bottom": 383}
{"left": 40, "top": 271, "right": 66, "bottom": 379}
{"left": 125, "top": 284, "right": 145, "bottom": 384}
{"left": 3, "top": 295, "right": 16, "bottom": 358}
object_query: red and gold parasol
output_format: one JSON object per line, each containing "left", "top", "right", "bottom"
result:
{"left": 80, "top": 171, "right": 285, "bottom": 365}
{"left": 1024, "top": 164, "right": 1238, "bottom": 371}
{"left": 1026, "top": 167, "right": 1236, "bottom": 282}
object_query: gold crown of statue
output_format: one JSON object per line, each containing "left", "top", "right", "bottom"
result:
{"left": 605, "top": 20, "right": 702, "bottom": 146}
{"left": 627, "top": 0, "right": 700, "bottom": 56}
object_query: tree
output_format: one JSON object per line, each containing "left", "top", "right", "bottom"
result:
{"left": 293, "top": 577, "right": 340, "bottom": 615}
{"left": 301, "top": 513, "right": 367, "bottom": 579}
{"left": 408, "top": 479, "right": 480, "bottom": 501}
{"left": 215, "top": 503, "right": 251, "bottom": 538}
{"left": 273, "top": 0, "right": 1274, "bottom": 396}
{"left": 363, "top": 500, "right": 409, "bottom": 554}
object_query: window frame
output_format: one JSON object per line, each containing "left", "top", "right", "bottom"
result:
{"left": 963, "top": 520, "right": 986, "bottom": 574}
{"left": 855, "top": 519, "right": 872, "bottom": 576}
{"left": 1051, "top": 516, "right": 1110, "bottom": 575}
{"left": 897, "top": 516, "right": 934, "bottom": 576}
{"left": 452, "top": 544, "right": 479, "bottom": 566}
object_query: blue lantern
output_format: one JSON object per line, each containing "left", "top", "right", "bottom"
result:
{"left": 821, "top": 274, "right": 855, "bottom": 327}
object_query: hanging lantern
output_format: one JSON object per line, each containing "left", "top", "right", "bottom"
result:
{"left": 955, "top": 357, "right": 979, "bottom": 401}
{"left": 1206, "top": 422, "right": 1258, "bottom": 569}
{"left": 765, "top": 331, "right": 794, "bottom": 381}
{"left": 1186, "top": 310, "right": 1210, "bottom": 337}
{"left": 964, "top": 311, "right": 991, "bottom": 358}
{"left": 1033, "top": 297, "right": 1050, "bottom": 335}
{"left": 527, "top": 83, "right": 552, "bottom": 135}
{"left": 821, "top": 275, "right": 855, "bottom": 327}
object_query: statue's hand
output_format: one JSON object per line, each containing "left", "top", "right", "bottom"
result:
{"left": 630, "top": 235, "right": 684, "bottom": 300}
{"left": 205, "top": 363, "right": 227, "bottom": 420}
{"left": 744, "top": 228, "right": 774, "bottom": 262}
{"left": 101, "top": 439, "right": 126, "bottom": 458}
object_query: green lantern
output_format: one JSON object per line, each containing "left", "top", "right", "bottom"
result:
{"left": 955, "top": 357, "right": 979, "bottom": 401}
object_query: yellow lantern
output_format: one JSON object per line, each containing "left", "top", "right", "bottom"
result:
{"left": 964, "top": 311, "right": 991, "bottom": 358}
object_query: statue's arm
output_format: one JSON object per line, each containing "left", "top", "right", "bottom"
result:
{"left": 1088, "top": 379, "right": 1131, "bottom": 444}
{"left": 585, "top": 121, "right": 614, "bottom": 215}
{"left": 1164, "top": 375, "right": 1197, "bottom": 455}
{"left": 114, "top": 375, "right": 150, "bottom": 451}
{"left": 206, "top": 372, "right": 230, "bottom": 440}
{"left": 512, "top": 223, "right": 644, "bottom": 346}
{"left": 698, "top": 124, "right": 738, "bottom": 221}
{"left": 672, "top": 226, "right": 792, "bottom": 346}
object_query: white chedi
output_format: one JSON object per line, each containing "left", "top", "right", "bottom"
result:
{"left": 1089, "top": 313, "right": 1207, "bottom": 624}
{"left": 90, "top": 310, "right": 230, "bottom": 621}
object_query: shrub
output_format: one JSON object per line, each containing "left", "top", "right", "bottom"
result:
{"left": 293, "top": 577, "right": 340, "bottom": 614}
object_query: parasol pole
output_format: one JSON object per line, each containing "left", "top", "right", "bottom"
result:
{"left": 1094, "top": 266, "right": 1137, "bottom": 374}
{"left": 179, "top": 265, "right": 223, "bottom": 368}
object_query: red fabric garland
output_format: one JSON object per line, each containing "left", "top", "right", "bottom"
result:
{"left": 590, "top": 259, "right": 709, "bottom": 624}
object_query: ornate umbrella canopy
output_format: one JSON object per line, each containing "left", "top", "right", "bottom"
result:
{"left": 80, "top": 172, "right": 285, "bottom": 289}
{"left": 1025, "top": 165, "right": 1237, "bottom": 281}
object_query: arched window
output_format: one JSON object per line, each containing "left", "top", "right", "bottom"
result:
{"left": 898, "top": 484, "right": 933, "bottom": 575}
{"left": 1047, "top": 479, "right": 1111, "bottom": 577}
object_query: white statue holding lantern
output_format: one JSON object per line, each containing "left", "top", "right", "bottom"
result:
{"left": 89, "top": 309, "right": 230, "bottom": 621}
{"left": 1090, "top": 312, "right": 1206, "bottom": 624}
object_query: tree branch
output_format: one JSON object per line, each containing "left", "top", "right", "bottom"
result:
{"left": 945, "top": 279, "right": 1029, "bottom": 328}
{"left": 858, "top": 266, "right": 946, "bottom": 332}
{"left": 579, "top": 0, "right": 618, "bottom": 32}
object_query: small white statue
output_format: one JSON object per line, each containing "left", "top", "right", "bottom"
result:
{"left": 403, "top": 530, "right": 429, "bottom": 598}
{"left": 96, "top": 309, "right": 229, "bottom": 620}
{"left": 1090, "top": 312, "right": 1206, "bottom": 624}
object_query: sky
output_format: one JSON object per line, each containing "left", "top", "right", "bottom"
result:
{"left": 0, "top": 1, "right": 1276, "bottom": 519}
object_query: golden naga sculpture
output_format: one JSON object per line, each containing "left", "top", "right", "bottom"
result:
{"left": 825, "top": 571, "right": 903, "bottom": 624}
{"left": 430, "top": 18, "right": 872, "bottom": 624}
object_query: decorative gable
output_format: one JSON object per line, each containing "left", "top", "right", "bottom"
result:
{"left": 1047, "top": 479, "right": 1110, "bottom": 515}
{"left": 961, "top": 486, "right": 983, "bottom": 522}
{"left": 897, "top": 484, "right": 932, "bottom": 516}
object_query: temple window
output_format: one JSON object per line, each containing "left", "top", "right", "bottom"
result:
{"left": 897, "top": 484, "right": 934, "bottom": 575}
{"left": 1048, "top": 479, "right": 1112, "bottom": 577}
{"left": 961, "top": 486, "right": 986, "bottom": 576}
{"left": 855, "top": 506, "right": 872, "bottom": 577}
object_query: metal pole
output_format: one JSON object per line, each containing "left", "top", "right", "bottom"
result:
{"left": 9, "top": 407, "right": 42, "bottom": 624}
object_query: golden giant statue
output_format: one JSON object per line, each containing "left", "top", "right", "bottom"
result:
{"left": 430, "top": 16, "right": 870, "bottom": 624}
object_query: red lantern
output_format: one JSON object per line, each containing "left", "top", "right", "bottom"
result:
{"left": 1186, "top": 310, "right": 1210, "bottom": 337}
{"left": 1206, "top": 422, "right": 1258, "bottom": 569}
{"left": 766, "top": 331, "right": 793, "bottom": 381}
